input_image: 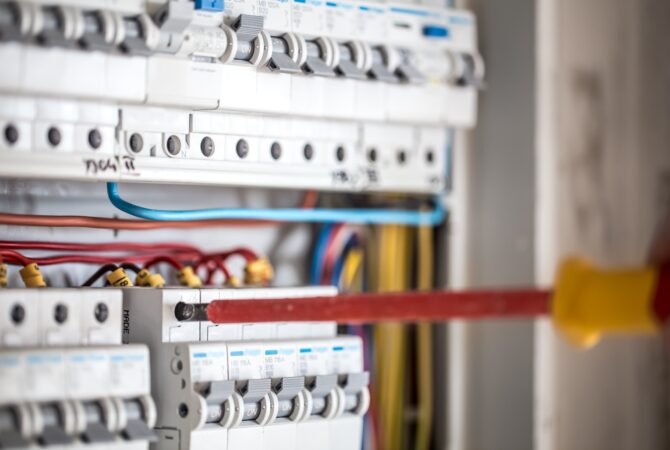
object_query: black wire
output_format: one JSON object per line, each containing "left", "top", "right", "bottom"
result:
{"left": 120, "top": 263, "right": 141, "bottom": 274}
{"left": 81, "top": 264, "right": 118, "bottom": 287}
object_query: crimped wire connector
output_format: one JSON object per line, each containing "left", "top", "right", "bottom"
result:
{"left": 135, "top": 268, "right": 166, "bottom": 288}
{"left": 177, "top": 266, "right": 202, "bottom": 288}
{"left": 106, "top": 268, "right": 134, "bottom": 287}
{"left": 19, "top": 263, "right": 46, "bottom": 287}
{"left": 244, "top": 257, "right": 274, "bottom": 285}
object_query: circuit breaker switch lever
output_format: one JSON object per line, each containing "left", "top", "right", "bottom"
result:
{"left": 0, "top": 406, "right": 31, "bottom": 448}
{"left": 395, "top": 49, "right": 425, "bottom": 84}
{"left": 268, "top": 35, "right": 302, "bottom": 74}
{"left": 233, "top": 14, "right": 264, "bottom": 41}
{"left": 339, "top": 372, "right": 370, "bottom": 415}
{"left": 303, "top": 40, "right": 336, "bottom": 77}
{"left": 273, "top": 376, "right": 306, "bottom": 419}
{"left": 237, "top": 378, "right": 277, "bottom": 425}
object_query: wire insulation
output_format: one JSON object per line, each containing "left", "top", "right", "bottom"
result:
{"left": 107, "top": 183, "right": 445, "bottom": 225}
{"left": 0, "top": 191, "right": 318, "bottom": 230}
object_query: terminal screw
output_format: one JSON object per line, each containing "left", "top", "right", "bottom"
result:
{"left": 94, "top": 302, "right": 109, "bottom": 323}
{"left": 88, "top": 129, "right": 102, "bottom": 149}
{"left": 236, "top": 139, "right": 249, "bottom": 159}
{"left": 54, "top": 303, "right": 68, "bottom": 324}
{"left": 10, "top": 304, "right": 25, "bottom": 324}
{"left": 4, "top": 124, "right": 18, "bottom": 145}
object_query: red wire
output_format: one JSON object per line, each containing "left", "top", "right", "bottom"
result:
{"left": 215, "top": 257, "right": 233, "bottom": 279}
{"left": 209, "top": 247, "right": 258, "bottom": 262}
{"left": 0, "top": 240, "right": 203, "bottom": 256}
{"left": 0, "top": 250, "right": 32, "bottom": 266}
{"left": 320, "top": 224, "right": 344, "bottom": 284}
{"left": 195, "top": 256, "right": 234, "bottom": 285}
{"left": 0, "top": 191, "right": 319, "bottom": 230}
{"left": 0, "top": 251, "right": 194, "bottom": 266}
{"left": 143, "top": 255, "right": 184, "bottom": 271}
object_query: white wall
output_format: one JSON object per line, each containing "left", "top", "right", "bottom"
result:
{"left": 535, "top": 1, "right": 670, "bottom": 449}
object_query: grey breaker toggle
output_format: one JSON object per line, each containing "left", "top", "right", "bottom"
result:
{"left": 79, "top": 11, "right": 119, "bottom": 52}
{"left": 395, "top": 49, "right": 425, "bottom": 84}
{"left": 119, "top": 15, "right": 158, "bottom": 56}
{"left": 368, "top": 47, "right": 398, "bottom": 83}
{"left": 307, "top": 373, "right": 370, "bottom": 418}
{"left": 0, "top": 398, "right": 156, "bottom": 448}
{"left": 268, "top": 36, "right": 303, "bottom": 74}
{"left": 204, "top": 377, "right": 310, "bottom": 427}
{"left": 223, "top": 14, "right": 274, "bottom": 67}
{"left": 152, "top": 0, "right": 194, "bottom": 54}
{"left": 0, "top": 2, "right": 159, "bottom": 55}
{"left": 35, "top": 6, "right": 77, "bottom": 49}
{"left": 335, "top": 44, "right": 368, "bottom": 81}
{"left": 0, "top": 2, "right": 23, "bottom": 42}
{"left": 339, "top": 372, "right": 370, "bottom": 416}
{"left": 303, "top": 40, "right": 336, "bottom": 77}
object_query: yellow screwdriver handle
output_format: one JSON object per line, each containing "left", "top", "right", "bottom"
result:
{"left": 552, "top": 258, "right": 662, "bottom": 347}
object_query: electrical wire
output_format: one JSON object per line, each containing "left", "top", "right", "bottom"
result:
{"left": 209, "top": 247, "right": 258, "bottom": 262}
{"left": 311, "top": 224, "right": 336, "bottom": 285}
{"left": 374, "top": 224, "right": 411, "bottom": 450}
{"left": 81, "top": 264, "right": 119, "bottom": 287}
{"left": 0, "top": 240, "right": 203, "bottom": 257}
{"left": 415, "top": 219, "right": 434, "bottom": 450}
{"left": 143, "top": 255, "right": 184, "bottom": 271}
{"left": 0, "top": 250, "right": 32, "bottom": 266}
{"left": 107, "top": 182, "right": 445, "bottom": 226}
{"left": 0, "top": 252, "right": 174, "bottom": 266}
{"left": 120, "top": 262, "right": 142, "bottom": 274}
{"left": 330, "top": 234, "right": 360, "bottom": 286}
{"left": 0, "top": 190, "right": 318, "bottom": 230}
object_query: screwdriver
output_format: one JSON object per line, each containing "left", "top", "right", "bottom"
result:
{"left": 175, "top": 257, "right": 670, "bottom": 348}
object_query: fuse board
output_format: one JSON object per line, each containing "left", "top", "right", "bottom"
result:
{"left": 0, "top": 0, "right": 481, "bottom": 193}
{"left": 0, "top": 0, "right": 483, "bottom": 449}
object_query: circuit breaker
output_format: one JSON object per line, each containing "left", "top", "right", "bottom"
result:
{"left": 122, "top": 287, "right": 369, "bottom": 450}
{"left": 0, "top": 289, "right": 157, "bottom": 449}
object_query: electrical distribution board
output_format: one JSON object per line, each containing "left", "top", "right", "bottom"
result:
{"left": 0, "top": 0, "right": 482, "bottom": 192}
{"left": 0, "top": 0, "right": 483, "bottom": 449}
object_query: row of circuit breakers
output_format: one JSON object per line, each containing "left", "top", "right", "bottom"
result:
{"left": 0, "top": 0, "right": 483, "bottom": 193}
{"left": 0, "top": 286, "right": 369, "bottom": 450}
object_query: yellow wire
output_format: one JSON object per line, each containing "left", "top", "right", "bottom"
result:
{"left": 376, "top": 224, "right": 411, "bottom": 450}
{"left": 341, "top": 248, "right": 364, "bottom": 291}
{"left": 377, "top": 225, "right": 394, "bottom": 449}
{"left": 415, "top": 222, "right": 434, "bottom": 450}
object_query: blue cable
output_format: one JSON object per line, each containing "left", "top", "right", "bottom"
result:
{"left": 106, "top": 182, "right": 446, "bottom": 226}
{"left": 310, "top": 224, "right": 335, "bottom": 285}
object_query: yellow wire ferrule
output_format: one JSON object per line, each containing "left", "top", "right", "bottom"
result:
{"left": 0, "top": 263, "right": 8, "bottom": 287}
{"left": 176, "top": 266, "right": 202, "bottom": 288}
{"left": 552, "top": 257, "right": 660, "bottom": 348}
{"left": 135, "top": 269, "right": 165, "bottom": 288}
{"left": 19, "top": 263, "right": 46, "bottom": 288}
{"left": 243, "top": 257, "right": 274, "bottom": 285}
{"left": 224, "top": 275, "right": 242, "bottom": 288}
{"left": 106, "top": 268, "right": 134, "bottom": 287}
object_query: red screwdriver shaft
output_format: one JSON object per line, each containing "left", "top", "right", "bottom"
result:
{"left": 204, "top": 289, "right": 552, "bottom": 324}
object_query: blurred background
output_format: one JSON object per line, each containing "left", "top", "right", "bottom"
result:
{"left": 447, "top": 0, "right": 670, "bottom": 448}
